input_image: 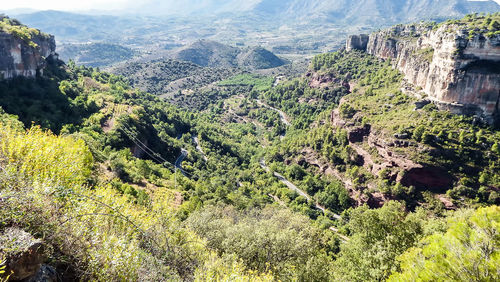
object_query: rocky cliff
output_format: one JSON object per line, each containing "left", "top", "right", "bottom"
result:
{"left": 347, "top": 19, "right": 500, "bottom": 124}
{"left": 0, "top": 16, "right": 56, "bottom": 80}
{"left": 346, "top": 34, "right": 369, "bottom": 52}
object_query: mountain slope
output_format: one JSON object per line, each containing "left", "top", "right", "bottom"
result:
{"left": 110, "top": 58, "right": 235, "bottom": 96}
{"left": 135, "top": 0, "right": 500, "bottom": 23}
{"left": 58, "top": 43, "right": 135, "bottom": 67}
{"left": 171, "top": 40, "right": 286, "bottom": 69}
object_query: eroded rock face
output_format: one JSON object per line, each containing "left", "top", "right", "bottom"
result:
{"left": 0, "top": 30, "right": 56, "bottom": 80}
{"left": 346, "top": 34, "right": 369, "bottom": 52}
{"left": 330, "top": 109, "right": 455, "bottom": 193}
{"left": 399, "top": 167, "right": 454, "bottom": 192}
{"left": 349, "top": 23, "right": 500, "bottom": 124}
{"left": 0, "top": 227, "right": 45, "bottom": 281}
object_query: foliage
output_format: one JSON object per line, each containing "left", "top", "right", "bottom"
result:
{"left": 0, "top": 16, "right": 50, "bottom": 48}
{"left": 58, "top": 43, "right": 135, "bottom": 67}
{"left": 194, "top": 254, "right": 274, "bottom": 281}
{"left": 186, "top": 205, "right": 336, "bottom": 281}
{"left": 113, "top": 59, "right": 236, "bottom": 99}
{"left": 415, "top": 47, "right": 434, "bottom": 63}
{"left": 0, "top": 125, "right": 93, "bottom": 188}
{"left": 261, "top": 78, "right": 345, "bottom": 129}
{"left": 0, "top": 14, "right": 499, "bottom": 281}
{"left": 0, "top": 123, "right": 277, "bottom": 280}
{"left": 309, "top": 49, "right": 500, "bottom": 205}
{"left": 334, "top": 202, "right": 430, "bottom": 281}
{"left": 389, "top": 205, "right": 500, "bottom": 281}
{"left": 440, "top": 12, "right": 500, "bottom": 38}
{"left": 218, "top": 74, "right": 274, "bottom": 92}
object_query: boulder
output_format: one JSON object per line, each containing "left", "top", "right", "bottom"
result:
{"left": 26, "top": 265, "right": 58, "bottom": 282}
{"left": 0, "top": 227, "right": 45, "bottom": 281}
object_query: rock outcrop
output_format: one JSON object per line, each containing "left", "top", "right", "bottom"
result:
{"left": 330, "top": 109, "right": 454, "bottom": 193}
{"left": 0, "top": 227, "right": 45, "bottom": 280}
{"left": 346, "top": 34, "right": 369, "bottom": 52}
{"left": 0, "top": 16, "right": 56, "bottom": 80}
{"left": 348, "top": 23, "right": 500, "bottom": 124}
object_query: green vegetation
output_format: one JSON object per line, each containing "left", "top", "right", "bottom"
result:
{"left": 58, "top": 43, "right": 135, "bottom": 67}
{"left": 283, "top": 50, "right": 500, "bottom": 208}
{"left": 390, "top": 205, "right": 499, "bottom": 281}
{"left": 0, "top": 124, "right": 272, "bottom": 280}
{"left": 415, "top": 47, "right": 434, "bottom": 63}
{"left": 334, "top": 202, "right": 436, "bottom": 281}
{"left": 260, "top": 78, "right": 346, "bottom": 129}
{"left": 0, "top": 16, "right": 50, "bottom": 48}
{"left": 440, "top": 12, "right": 500, "bottom": 38}
{"left": 1, "top": 14, "right": 499, "bottom": 281}
{"left": 186, "top": 205, "right": 336, "bottom": 281}
{"left": 219, "top": 74, "right": 274, "bottom": 92}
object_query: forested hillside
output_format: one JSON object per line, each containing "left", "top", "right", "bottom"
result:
{"left": 0, "top": 15, "right": 498, "bottom": 281}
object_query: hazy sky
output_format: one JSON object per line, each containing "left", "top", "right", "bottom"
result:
{"left": 2, "top": 0, "right": 500, "bottom": 11}
{"left": 1, "top": 0, "right": 135, "bottom": 11}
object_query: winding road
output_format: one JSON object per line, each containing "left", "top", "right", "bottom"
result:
{"left": 259, "top": 159, "right": 341, "bottom": 220}
{"left": 256, "top": 99, "right": 291, "bottom": 126}
{"left": 175, "top": 148, "right": 188, "bottom": 176}
{"left": 192, "top": 136, "right": 208, "bottom": 162}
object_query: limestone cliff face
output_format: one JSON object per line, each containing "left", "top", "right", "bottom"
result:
{"left": 0, "top": 30, "right": 56, "bottom": 80}
{"left": 349, "top": 23, "right": 500, "bottom": 124}
{"left": 346, "top": 34, "right": 369, "bottom": 52}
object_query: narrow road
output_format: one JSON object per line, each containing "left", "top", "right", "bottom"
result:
{"left": 256, "top": 99, "right": 291, "bottom": 126}
{"left": 175, "top": 149, "right": 188, "bottom": 176}
{"left": 192, "top": 136, "right": 208, "bottom": 161}
{"left": 259, "top": 159, "right": 341, "bottom": 220}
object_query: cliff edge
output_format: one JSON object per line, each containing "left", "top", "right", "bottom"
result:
{"left": 0, "top": 16, "right": 56, "bottom": 79}
{"left": 347, "top": 14, "right": 500, "bottom": 125}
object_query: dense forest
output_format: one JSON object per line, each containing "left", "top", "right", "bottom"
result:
{"left": 0, "top": 14, "right": 499, "bottom": 281}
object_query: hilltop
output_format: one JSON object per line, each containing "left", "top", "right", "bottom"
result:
{"left": 171, "top": 40, "right": 287, "bottom": 69}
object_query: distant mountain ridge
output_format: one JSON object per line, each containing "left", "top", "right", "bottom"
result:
{"left": 9, "top": 1, "right": 500, "bottom": 62}
{"left": 135, "top": 0, "right": 500, "bottom": 24}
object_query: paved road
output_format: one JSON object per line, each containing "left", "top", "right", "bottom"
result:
{"left": 256, "top": 99, "right": 291, "bottom": 126}
{"left": 192, "top": 136, "right": 208, "bottom": 162}
{"left": 260, "top": 159, "right": 309, "bottom": 199}
{"left": 259, "top": 159, "right": 341, "bottom": 219}
{"left": 175, "top": 149, "right": 188, "bottom": 176}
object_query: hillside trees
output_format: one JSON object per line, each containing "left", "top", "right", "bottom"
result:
{"left": 333, "top": 202, "right": 433, "bottom": 281}
{"left": 389, "top": 205, "right": 499, "bottom": 281}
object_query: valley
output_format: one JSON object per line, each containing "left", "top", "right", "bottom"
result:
{"left": 0, "top": 5, "right": 499, "bottom": 282}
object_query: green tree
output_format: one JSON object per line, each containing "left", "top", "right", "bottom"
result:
{"left": 185, "top": 205, "right": 335, "bottom": 281}
{"left": 334, "top": 201, "right": 426, "bottom": 281}
{"left": 492, "top": 142, "right": 500, "bottom": 154}
{"left": 389, "top": 206, "right": 500, "bottom": 282}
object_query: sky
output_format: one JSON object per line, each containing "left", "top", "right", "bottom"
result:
{"left": 1, "top": 0, "right": 500, "bottom": 12}
{"left": 0, "top": 0, "right": 136, "bottom": 11}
